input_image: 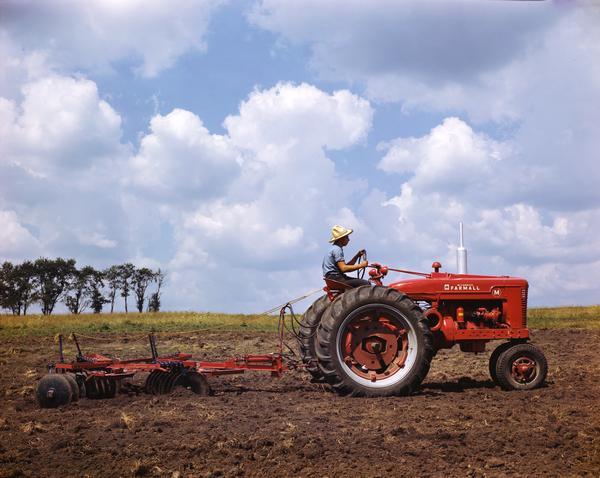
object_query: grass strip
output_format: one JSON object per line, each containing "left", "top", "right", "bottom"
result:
{"left": 1, "top": 306, "right": 599, "bottom": 338}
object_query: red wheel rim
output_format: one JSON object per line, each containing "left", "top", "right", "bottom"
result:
{"left": 511, "top": 356, "right": 537, "bottom": 384}
{"left": 341, "top": 311, "right": 408, "bottom": 382}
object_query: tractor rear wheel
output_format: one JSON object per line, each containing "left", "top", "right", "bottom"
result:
{"left": 495, "top": 343, "right": 547, "bottom": 391}
{"left": 316, "top": 286, "right": 434, "bottom": 397}
{"left": 299, "top": 295, "right": 331, "bottom": 382}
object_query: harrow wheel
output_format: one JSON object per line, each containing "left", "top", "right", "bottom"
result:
{"left": 86, "top": 377, "right": 118, "bottom": 399}
{"left": 495, "top": 343, "right": 548, "bottom": 391}
{"left": 36, "top": 374, "right": 72, "bottom": 408}
{"left": 63, "top": 373, "right": 80, "bottom": 402}
{"left": 299, "top": 295, "right": 331, "bottom": 383}
{"left": 184, "top": 372, "right": 211, "bottom": 396}
{"left": 316, "top": 286, "right": 434, "bottom": 397}
{"left": 145, "top": 370, "right": 186, "bottom": 395}
{"left": 73, "top": 373, "right": 87, "bottom": 399}
{"left": 145, "top": 370, "right": 161, "bottom": 394}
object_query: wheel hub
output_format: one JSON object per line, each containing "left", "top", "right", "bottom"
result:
{"left": 342, "top": 314, "right": 408, "bottom": 382}
{"left": 511, "top": 357, "right": 537, "bottom": 383}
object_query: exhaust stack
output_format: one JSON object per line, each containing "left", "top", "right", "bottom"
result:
{"left": 457, "top": 222, "right": 468, "bottom": 274}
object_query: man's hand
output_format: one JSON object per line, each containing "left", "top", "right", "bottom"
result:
{"left": 359, "top": 260, "right": 368, "bottom": 269}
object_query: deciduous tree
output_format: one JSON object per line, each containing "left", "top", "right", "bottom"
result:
{"left": 147, "top": 269, "right": 165, "bottom": 313}
{"left": 64, "top": 265, "right": 97, "bottom": 314}
{"left": 132, "top": 267, "right": 155, "bottom": 313}
{"left": 119, "top": 263, "right": 135, "bottom": 313}
{"left": 0, "top": 261, "right": 37, "bottom": 315}
{"left": 89, "top": 269, "right": 109, "bottom": 314}
{"left": 33, "top": 258, "right": 76, "bottom": 315}
{"left": 103, "top": 265, "right": 121, "bottom": 313}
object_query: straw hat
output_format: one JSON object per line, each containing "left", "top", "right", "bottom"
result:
{"left": 329, "top": 225, "right": 353, "bottom": 243}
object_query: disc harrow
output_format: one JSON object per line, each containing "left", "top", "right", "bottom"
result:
{"left": 86, "top": 376, "right": 118, "bottom": 399}
{"left": 145, "top": 369, "right": 185, "bottom": 395}
{"left": 36, "top": 329, "right": 291, "bottom": 408}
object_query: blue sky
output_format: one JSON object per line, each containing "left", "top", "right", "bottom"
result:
{"left": 1, "top": 0, "right": 599, "bottom": 312}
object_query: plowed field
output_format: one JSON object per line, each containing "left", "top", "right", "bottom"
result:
{"left": 1, "top": 329, "right": 598, "bottom": 477}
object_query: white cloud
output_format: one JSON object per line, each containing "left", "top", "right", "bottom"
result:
{"left": 0, "top": 72, "right": 131, "bottom": 267}
{"left": 225, "top": 82, "right": 372, "bottom": 152}
{"left": 378, "top": 117, "right": 507, "bottom": 192}
{"left": 1, "top": 0, "right": 225, "bottom": 78}
{"left": 161, "top": 83, "right": 373, "bottom": 310}
{"left": 0, "top": 210, "right": 41, "bottom": 260}
{"left": 1, "top": 75, "right": 123, "bottom": 176}
{"left": 127, "top": 108, "right": 240, "bottom": 201}
{"left": 76, "top": 230, "right": 118, "bottom": 249}
{"left": 250, "top": 0, "right": 561, "bottom": 120}
{"left": 365, "top": 115, "right": 600, "bottom": 306}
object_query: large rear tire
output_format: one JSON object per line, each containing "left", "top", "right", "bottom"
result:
{"left": 299, "top": 295, "right": 331, "bottom": 382}
{"left": 316, "top": 286, "right": 434, "bottom": 397}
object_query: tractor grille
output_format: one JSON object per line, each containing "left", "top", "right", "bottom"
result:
{"left": 521, "top": 286, "right": 528, "bottom": 327}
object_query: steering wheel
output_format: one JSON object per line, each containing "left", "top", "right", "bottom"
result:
{"left": 356, "top": 249, "right": 368, "bottom": 279}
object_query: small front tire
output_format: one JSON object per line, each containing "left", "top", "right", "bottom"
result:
{"left": 495, "top": 343, "right": 547, "bottom": 391}
{"left": 488, "top": 341, "right": 515, "bottom": 385}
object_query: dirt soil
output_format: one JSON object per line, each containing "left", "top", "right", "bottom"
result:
{"left": 1, "top": 329, "right": 598, "bottom": 478}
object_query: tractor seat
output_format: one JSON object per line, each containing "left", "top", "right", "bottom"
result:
{"left": 323, "top": 278, "right": 352, "bottom": 300}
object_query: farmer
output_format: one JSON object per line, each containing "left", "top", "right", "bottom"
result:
{"left": 322, "top": 225, "right": 370, "bottom": 287}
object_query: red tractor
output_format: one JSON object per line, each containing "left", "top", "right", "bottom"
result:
{"left": 299, "top": 259, "right": 548, "bottom": 397}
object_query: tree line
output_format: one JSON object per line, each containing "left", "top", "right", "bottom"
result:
{"left": 0, "top": 258, "right": 165, "bottom": 316}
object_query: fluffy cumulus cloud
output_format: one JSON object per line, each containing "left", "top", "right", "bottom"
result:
{"left": 367, "top": 117, "right": 600, "bottom": 305}
{"left": 378, "top": 117, "right": 508, "bottom": 195}
{"left": 164, "top": 83, "right": 373, "bottom": 310}
{"left": 0, "top": 210, "right": 41, "bottom": 260}
{"left": 251, "top": 2, "right": 600, "bottom": 207}
{"left": 0, "top": 71, "right": 130, "bottom": 266}
{"left": 1, "top": 75, "right": 123, "bottom": 176}
{"left": 127, "top": 108, "right": 240, "bottom": 201}
{"left": 0, "top": 0, "right": 225, "bottom": 78}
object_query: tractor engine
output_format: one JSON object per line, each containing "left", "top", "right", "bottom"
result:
{"left": 387, "top": 263, "right": 530, "bottom": 353}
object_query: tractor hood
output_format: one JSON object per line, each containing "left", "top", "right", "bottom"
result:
{"left": 388, "top": 272, "right": 528, "bottom": 302}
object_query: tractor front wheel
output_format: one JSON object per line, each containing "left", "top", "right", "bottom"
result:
{"left": 495, "top": 343, "right": 547, "bottom": 391}
{"left": 316, "top": 286, "right": 434, "bottom": 397}
{"left": 489, "top": 341, "right": 518, "bottom": 385}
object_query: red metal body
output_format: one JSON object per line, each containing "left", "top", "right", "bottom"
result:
{"left": 51, "top": 335, "right": 287, "bottom": 387}
{"left": 363, "top": 262, "right": 530, "bottom": 353}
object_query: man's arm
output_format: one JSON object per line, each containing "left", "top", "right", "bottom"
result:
{"left": 337, "top": 260, "right": 368, "bottom": 273}
{"left": 347, "top": 249, "right": 366, "bottom": 265}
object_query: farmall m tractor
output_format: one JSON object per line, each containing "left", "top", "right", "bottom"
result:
{"left": 299, "top": 248, "right": 548, "bottom": 397}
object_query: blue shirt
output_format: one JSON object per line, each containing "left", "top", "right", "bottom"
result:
{"left": 322, "top": 244, "right": 344, "bottom": 277}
